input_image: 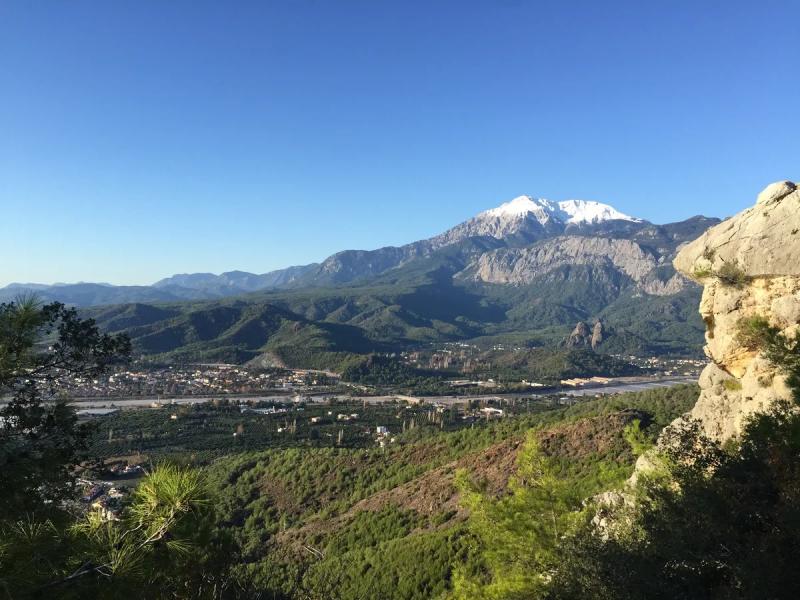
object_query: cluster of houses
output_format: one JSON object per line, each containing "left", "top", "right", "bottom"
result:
{"left": 240, "top": 405, "right": 289, "bottom": 415}
{"left": 479, "top": 406, "right": 505, "bottom": 418}
{"left": 613, "top": 355, "right": 706, "bottom": 376}
{"left": 59, "top": 364, "right": 339, "bottom": 399}
{"left": 336, "top": 412, "right": 360, "bottom": 421}
{"left": 375, "top": 425, "right": 394, "bottom": 448}
{"left": 79, "top": 477, "right": 136, "bottom": 521}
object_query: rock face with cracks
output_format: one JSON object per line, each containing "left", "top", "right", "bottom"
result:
{"left": 590, "top": 181, "right": 800, "bottom": 532}
{"left": 670, "top": 180, "right": 800, "bottom": 443}
{"left": 618, "top": 181, "right": 800, "bottom": 504}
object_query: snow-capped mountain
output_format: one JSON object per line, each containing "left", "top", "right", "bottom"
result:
{"left": 553, "top": 199, "right": 641, "bottom": 225}
{"left": 482, "top": 196, "right": 640, "bottom": 225}
{"left": 427, "top": 196, "right": 643, "bottom": 251}
{"left": 483, "top": 196, "right": 562, "bottom": 222}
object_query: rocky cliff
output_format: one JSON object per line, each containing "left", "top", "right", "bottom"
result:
{"left": 463, "top": 235, "right": 691, "bottom": 297}
{"left": 670, "top": 180, "right": 800, "bottom": 442}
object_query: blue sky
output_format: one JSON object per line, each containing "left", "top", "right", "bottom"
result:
{"left": 1, "top": 1, "right": 798, "bottom": 286}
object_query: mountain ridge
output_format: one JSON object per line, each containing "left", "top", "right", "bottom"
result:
{"left": 81, "top": 210, "right": 714, "bottom": 368}
{"left": 1, "top": 195, "right": 716, "bottom": 306}
{"left": 3, "top": 194, "right": 719, "bottom": 366}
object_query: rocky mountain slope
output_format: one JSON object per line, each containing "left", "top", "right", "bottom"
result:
{"left": 282, "top": 196, "right": 642, "bottom": 287}
{"left": 461, "top": 236, "right": 686, "bottom": 294}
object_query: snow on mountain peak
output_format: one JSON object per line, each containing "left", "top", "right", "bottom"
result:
{"left": 483, "top": 196, "right": 559, "bottom": 225}
{"left": 555, "top": 199, "right": 642, "bottom": 224}
{"left": 485, "top": 196, "right": 553, "bottom": 217}
{"left": 482, "top": 195, "right": 640, "bottom": 225}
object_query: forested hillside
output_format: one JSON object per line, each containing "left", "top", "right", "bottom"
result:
{"left": 84, "top": 266, "right": 705, "bottom": 369}
{"left": 190, "top": 385, "right": 697, "bottom": 599}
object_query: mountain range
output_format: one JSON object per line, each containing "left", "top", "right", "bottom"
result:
{"left": 3, "top": 196, "right": 719, "bottom": 368}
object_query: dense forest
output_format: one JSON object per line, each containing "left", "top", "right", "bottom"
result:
{"left": 339, "top": 348, "right": 640, "bottom": 389}
{"left": 199, "top": 385, "right": 698, "bottom": 599}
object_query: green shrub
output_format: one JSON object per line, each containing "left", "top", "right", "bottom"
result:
{"left": 692, "top": 266, "right": 713, "bottom": 279}
{"left": 623, "top": 419, "right": 654, "bottom": 456}
{"left": 716, "top": 260, "right": 749, "bottom": 288}
{"left": 723, "top": 379, "right": 742, "bottom": 391}
{"left": 736, "top": 315, "right": 776, "bottom": 350}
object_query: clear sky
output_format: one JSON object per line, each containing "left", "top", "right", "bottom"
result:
{"left": 1, "top": 1, "right": 798, "bottom": 286}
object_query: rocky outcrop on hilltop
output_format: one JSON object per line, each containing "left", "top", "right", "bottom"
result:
{"left": 566, "top": 319, "right": 605, "bottom": 350}
{"left": 566, "top": 321, "right": 592, "bottom": 347}
{"left": 606, "top": 182, "right": 800, "bottom": 516}
{"left": 666, "top": 180, "right": 800, "bottom": 442}
{"left": 591, "top": 320, "right": 604, "bottom": 349}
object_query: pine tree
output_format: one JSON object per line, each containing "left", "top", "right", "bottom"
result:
{"left": 452, "top": 432, "right": 581, "bottom": 599}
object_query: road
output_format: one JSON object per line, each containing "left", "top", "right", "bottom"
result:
{"left": 52, "top": 375, "right": 697, "bottom": 413}
{"left": 345, "top": 375, "right": 696, "bottom": 406}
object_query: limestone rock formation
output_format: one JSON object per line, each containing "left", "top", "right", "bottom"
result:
{"left": 671, "top": 180, "right": 800, "bottom": 442}
{"left": 470, "top": 236, "right": 657, "bottom": 284}
{"left": 591, "top": 320, "right": 604, "bottom": 350}
{"left": 565, "top": 319, "right": 605, "bottom": 350}
{"left": 465, "top": 235, "right": 692, "bottom": 297}
{"left": 567, "top": 321, "right": 592, "bottom": 347}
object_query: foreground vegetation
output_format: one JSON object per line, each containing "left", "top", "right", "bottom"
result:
{"left": 4, "top": 298, "right": 799, "bottom": 599}
{"left": 0, "top": 299, "right": 694, "bottom": 598}
{"left": 450, "top": 314, "right": 800, "bottom": 600}
{"left": 198, "top": 384, "right": 696, "bottom": 599}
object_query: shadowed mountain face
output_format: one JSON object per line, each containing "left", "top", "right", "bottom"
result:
{"left": 152, "top": 265, "right": 319, "bottom": 293}
{"left": 5, "top": 197, "right": 719, "bottom": 367}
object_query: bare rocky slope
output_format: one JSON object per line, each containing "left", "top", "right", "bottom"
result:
{"left": 461, "top": 236, "right": 689, "bottom": 296}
